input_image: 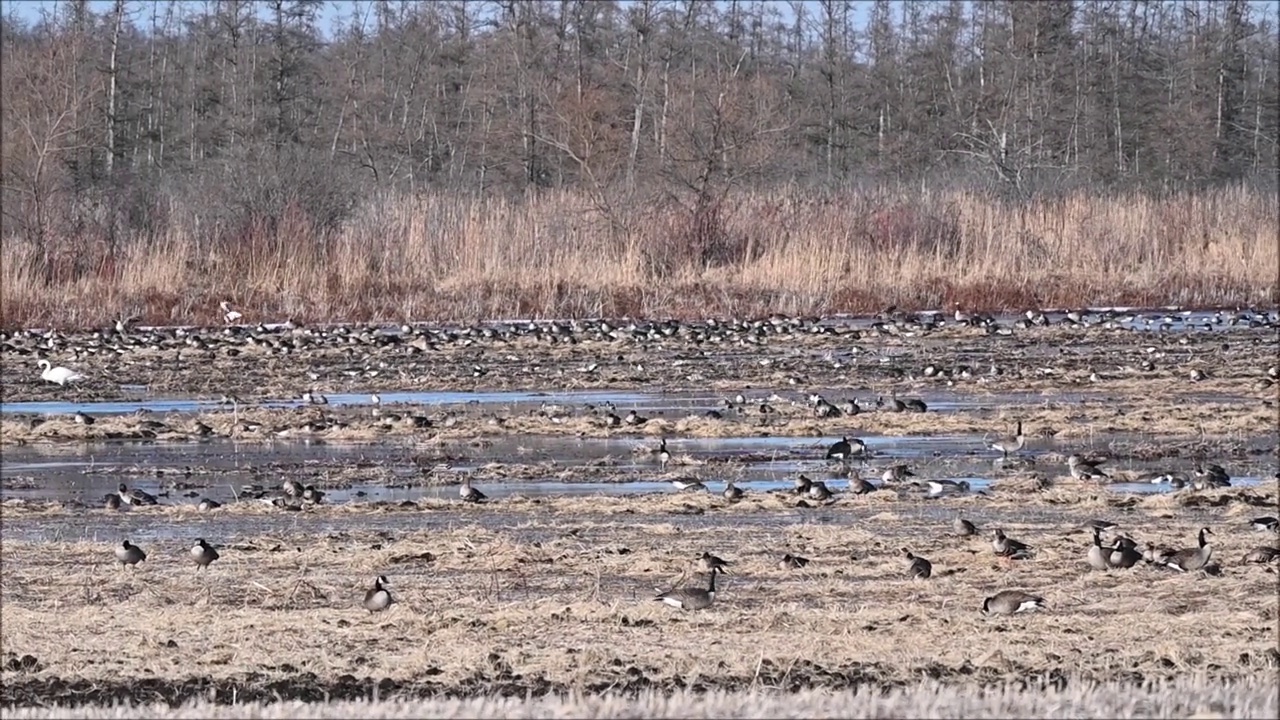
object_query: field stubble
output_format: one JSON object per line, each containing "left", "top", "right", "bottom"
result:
{"left": 2, "top": 490, "right": 1278, "bottom": 710}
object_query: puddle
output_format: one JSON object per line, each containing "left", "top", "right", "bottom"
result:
{"left": 3, "top": 432, "right": 1269, "bottom": 511}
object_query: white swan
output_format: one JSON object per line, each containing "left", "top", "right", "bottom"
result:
{"left": 220, "top": 301, "right": 243, "bottom": 325}
{"left": 38, "top": 359, "right": 85, "bottom": 386}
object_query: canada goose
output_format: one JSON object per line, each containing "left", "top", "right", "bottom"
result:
{"left": 926, "top": 479, "right": 970, "bottom": 497}
{"left": 1086, "top": 528, "right": 1113, "bottom": 570}
{"left": 104, "top": 494, "right": 122, "bottom": 510}
{"left": 990, "top": 421, "right": 1025, "bottom": 458}
{"left": 220, "top": 301, "right": 243, "bottom": 324}
{"left": 953, "top": 516, "right": 978, "bottom": 537}
{"left": 197, "top": 498, "right": 221, "bottom": 512}
{"left": 605, "top": 412, "right": 623, "bottom": 427}
{"left": 654, "top": 568, "right": 720, "bottom": 610}
{"left": 670, "top": 477, "right": 707, "bottom": 492}
{"left": 1143, "top": 546, "right": 1176, "bottom": 566}
{"left": 903, "top": 398, "right": 928, "bottom": 413}
{"left": 37, "top": 359, "right": 86, "bottom": 386}
{"left": 1165, "top": 527, "right": 1213, "bottom": 572}
{"left": 73, "top": 411, "right": 95, "bottom": 425}
{"left": 825, "top": 436, "right": 866, "bottom": 462}
{"left": 722, "top": 481, "right": 745, "bottom": 501}
{"left": 624, "top": 410, "right": 647, "bottom": 426}
{"left": 1192, "top": 463, "right": 1230, "bottom": 489}
{"left": 848, "top": 472, "right": 877, "bottom": 495}
{"left": 903, "top": 548, "right": 932, "bottom": 579}
{"left": 301, "top": 390, "right": 328, "bottom": 405}
{"left": 1249, "top": 516, "right": 1279, "bottom": 533}
{"left": 1067, "top": 455, "right": 1110, "bottom": 482}
{"left": 460, "top": 477, "right": 487, "bottom": 503}
{"left": 114, "top": 540, "right": 147, "bottom": 568}
{"left": 982, "top": 590, "right": 1046, "bottom": 616}
{"left": 992, "top": 529, "right": 1033, "bottom": 559}
{"left": 282, "top": 479, "right": 305, "bottom": 498}
{"left": 656, "top": 438, "right": 671, "bottom": 471}
{"left": 1243, "top": 546, "right": 1280, "bottom": 564}
{"left": 808, "top": 480, "right": 833, "bottom": 501}
{"left": 117, "top": 483, "right": 157, "bottom": 506}
{"left": 877, "top": 395, "right": 907, "bottom": 412}
{"left": 1108, "top": 537, "right": 1142, "bottom": 569}
{"left": 881, "top": 464, "right": 915, "bottom": 483}
{"left": 301, "top": 485, "right": 325, "bottom": 504}
{"left": 698, "top": 552, "right": 731, "bottom": 574}
{"left": 793, "top": 474, "right": 814, "bottom": 495}
{"left": 191, "top": 538, "right": 220, "bottom": 571}
{"left": 779, "top": 553, "right": 810, "bottom": 569}
{"left": 1081, "top": 519, "right": 1118, "bottom": 533}
{"left": 363, "top": 575, "right": 394, "bottom": 613}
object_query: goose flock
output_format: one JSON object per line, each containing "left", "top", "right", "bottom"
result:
{"left": 102, "top": 512, "right": 1278, "bottom": 619}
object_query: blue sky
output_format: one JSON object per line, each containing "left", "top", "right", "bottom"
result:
{"left": 3, "top": 0, "right": 847, "bottom": 38}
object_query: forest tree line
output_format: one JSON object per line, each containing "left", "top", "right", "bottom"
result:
{"left": 2, "top": 0, "right": 1277, "bottom": 249}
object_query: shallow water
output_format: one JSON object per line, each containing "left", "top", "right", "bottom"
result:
{"left": 2, "top": 432, "right": 1267, "bottom": 511}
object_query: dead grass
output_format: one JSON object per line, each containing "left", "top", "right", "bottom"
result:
{"left": 2, "top": 186, "right": 1276, "bottom": 329}
{"left": 2, "top": 500, "right": 1277, "bottom": 694}
{"left": 3, "top": 676, "right": 1279, "bottom": 719}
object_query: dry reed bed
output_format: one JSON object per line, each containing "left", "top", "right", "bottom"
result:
{"left": 3, "top": 187, "right": 1277, "bottom": 329}
{"left": 4, "top": 677, "right": 1280, "bottom": 719}
{"left": 3, "top": 498, "right": 1277, "bottom": 696}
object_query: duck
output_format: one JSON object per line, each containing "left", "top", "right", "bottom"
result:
{"left": 992, "top": 529, "right": 1033, "bottom": 559}
{"left": 953, "top": 516, "right": 978, "bottom": 537}
{"left": 460, "top": 477, "right": 488, "bottom": 503}
{"left": 1086, "top": 528, "right": 1113, "bottom": 570}
{"left": 697, "top": 552, "right": 731, "bottom": 574}
{"left": 825, "top": 436, "right": 866, "bottom": 462}
{"left": 779, "top": 553, "right": 810, "bottom": 569}
{"left": 191, "top": 538, "right": 220, "bottom": 571}
{"left": 881, "top": 464, "right": 915, "bottom": 483}
{"left": 114, "top": 540, "right": 147, "bottom": 568}
{"left": 902, "top": 548, "right": 932, "bottom": 579}
{"left": 982, "top": 590, "right": 1046, "bottom": 616}
{"left": 990, "top": 421, "right": 1025, "bottom": 458}
{"left": 654, "top": 568, "right": 720, "bottom": 610}
{"left": 1164, "top": 527, "right": 1213, "bottom": 572}
{"left": 1242, "top": 546, "right": 1280, "bottom": 564}
{"left": 807, "top": 480, "right": 833, "bottom": 502}
{"left": 1067, "top": 455, "right": 1110, "bottom": 482}
{"left": 1108, "top": 536, "right": 1143, "bottom": 569}
{"left": 117, "top": 483, "right": 157, "bottom": 506}
{"left": 363, "top": 575, "right": 394, "bottom": 613}
{"left": 722, "top": 481, "right": 745, "bottom": 501}
{"left": 37, "top": 359, "right": 85, "bottom": 386}
{"left": 848, "top": 472, "right": 877, "bottom": 495}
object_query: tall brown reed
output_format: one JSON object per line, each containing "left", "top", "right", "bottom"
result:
{"left": 1, "top": 186, "right": 1275, "bottom": 329}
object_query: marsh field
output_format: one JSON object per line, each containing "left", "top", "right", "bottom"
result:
{"left": 2, "top": 308, "right": 1279, "bottom": 718}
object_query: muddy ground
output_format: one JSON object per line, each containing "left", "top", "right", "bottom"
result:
{"left": 2, "top": 484, "right": 1278, "bottom": 707}
{"left": 2, "top": 313, "right": 1278, "bottom": 709}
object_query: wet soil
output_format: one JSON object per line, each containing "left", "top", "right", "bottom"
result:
{"left": 6, "top": 655, "right": 1262, "bottom": 708}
